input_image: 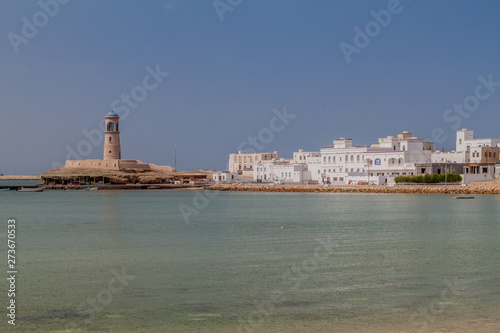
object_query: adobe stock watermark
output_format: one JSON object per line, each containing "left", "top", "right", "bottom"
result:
{"left": 237, "top": 106, "right": 296, "bottom": 154}
{"left": 65, "top": 267, "right": 135, "bottom": 331}
{"left": 431, "top": 74, "right": 500, "bottom": 145}
{"left": 178, "top": 190, "right": 219, "bottom": 225}
{"left": 339, "top": 0, "right": 411, "bottom": 64}
{"left": 7, "top": 0, "right": 70, "bottom": 54}
{"left": 213, "top": 0, "right": 243, "bottom": 22}
{"left": 50, "top": 64, "right": 169, "bottom": 169}
{"left": 408, "top": 277, "right": 466, "bottom": 332}
{"left": 237, "top": 235, "right": 338, "bottom": 332}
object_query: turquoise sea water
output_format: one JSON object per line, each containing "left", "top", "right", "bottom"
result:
{"left": 0, "top": 190, "right": 499, "bottom": 332}
{"left": 0, "top": 180, "right": 42, "bottom": 187}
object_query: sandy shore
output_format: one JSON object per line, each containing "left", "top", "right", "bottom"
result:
{"left": 209, "top": 183, "right": 500, "bottom": 195}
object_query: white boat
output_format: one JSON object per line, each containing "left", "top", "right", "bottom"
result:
{"left": 17, "top": 187, "right": 45, "bottom": 192}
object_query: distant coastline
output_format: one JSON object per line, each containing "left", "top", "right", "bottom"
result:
{"left": 208, "top": 183, "right": 500, "bottom": 195}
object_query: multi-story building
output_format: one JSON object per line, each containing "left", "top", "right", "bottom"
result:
{"left": 252, "top": 132, "right": 432, "bottom": 185}
{"left": 228, "top": 151, "right": 278, "bottom": 173}
{"left": 247, "top": 129, "right": 500, "bottom": 185}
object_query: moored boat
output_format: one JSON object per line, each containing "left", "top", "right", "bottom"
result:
{"left": 17, "top": 187, "right": 45, "bottom": 192}
{"left": 453, "top": 196, "right": 475, "bottom": 199}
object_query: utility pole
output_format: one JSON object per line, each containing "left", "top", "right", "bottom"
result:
{"left": 174, "top": 145, "right": 177, "bottom": 171}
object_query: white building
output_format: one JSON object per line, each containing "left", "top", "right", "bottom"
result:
{"left": 251, "top": 131, "right": 433, "bottom": 185}
{"left": 312, "top": 132, "right": 432, "bottom": 185}
{"left": 212, "top": 172, "right": 239, "bottom": 183}
{"left": 254, "top": 159, "right": 311, "bottom": 183}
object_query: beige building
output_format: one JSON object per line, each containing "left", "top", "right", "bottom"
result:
{"left": 228, "top": 151, "right": 278, "bottom": 173}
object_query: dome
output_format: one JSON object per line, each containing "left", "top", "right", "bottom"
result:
{"left": 105, "top": 111, "right": 119, "bottom": 117}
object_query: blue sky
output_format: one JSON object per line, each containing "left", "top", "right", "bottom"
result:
{"left": 1, "top": 0, "right": 500, "bottom": 174}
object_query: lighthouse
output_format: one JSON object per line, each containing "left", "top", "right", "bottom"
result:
{"left": 103, "top": 111, "right": 121, "bottom": 160}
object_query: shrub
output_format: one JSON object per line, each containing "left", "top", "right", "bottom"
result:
{"left": 394, "top": 174, "right": 462, "bottom": 183}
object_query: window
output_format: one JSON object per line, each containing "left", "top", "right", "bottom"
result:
{"left": 107, "top": 122, "right": 114, "bottom": 131}
{"left": 109, "top": 137, "right": 112, "bottom": 142}
{"left": 340, "top": 157, "right": 342, "bottom": 162}
{"left": 402, "top": 145, "right": 406, "bottom": 150}
{"left": 375, "top": 158, "right": 381, "bottom": 165}
{"left": 357, "top": 155, "right": 360, "bottom": 162}
{"left": 333, "top": 156, "right": 336, "bottom": 163}
{"left": 350, "top": 155, "right": 354, "bottom": 162}
{"left": 328, "top": 156, "right": 331, "bottom": 163}
{"left": 459, "top": 139, "right": 462, "bottom": 145}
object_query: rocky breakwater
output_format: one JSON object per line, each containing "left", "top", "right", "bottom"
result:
{"left": 208, "top": 183, "right": 500, "bottom": 195}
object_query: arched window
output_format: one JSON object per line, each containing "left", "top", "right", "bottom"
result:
{"left": 459, "top": 139, "right": 462, "bottom": 145}
{"left": 109, "top": 137, "right": 112, "bottom": 142}
{"left": 402, "top": 145, "right": 406, "bottom": 151}
{"left": 375, "top": 158, "right": 381, "bottom": 165}
{"left": 333, "top": 156, "right": 336, "bottom": 163}
{"left": 350, "top": 155, "right": 354, "bottom": 162}
{"left": 393, "top": 145, "right": 396, "bottom": 150}
{"left": 357, "top": 155, "right": 360, "bottom": 162}
{"left": 107, "top": 122, "right": 114, "bottom": 131}
{"left": 116, "top": 123, "right": 119, "bottom": 131}
{"left": 328, "top": 156, "right": 331, "bottom": 163}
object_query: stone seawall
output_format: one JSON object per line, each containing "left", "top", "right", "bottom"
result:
{"left": 209, "top": 183, "right": 500, "bottom": 195}
{"left": 0, "top": 175, "right": 41, "bottom": 180}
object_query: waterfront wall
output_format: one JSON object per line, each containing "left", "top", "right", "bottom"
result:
{"left": 0, "top": 175, "right": 41, "bottom": 180}
{"left": 209, "top": 183, "right": 500, "bottom": 195}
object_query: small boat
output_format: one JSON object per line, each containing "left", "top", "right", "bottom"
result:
{"left": 17, "top": 187, "right": 45, "bottom": 192}
{"left": 147, "top": 185, "right": 162, "bottom": 190}
{"left": 453, "top": 196, "right": 475, "bottom": 199}
{"left": 65, "top": 187, "right": 91, "bottom": 191}
{"left": 0, "top": 188, "right": 10, "bottom": 191}
{"left": 90, "top": 187, "right": 98, "bottom": 191}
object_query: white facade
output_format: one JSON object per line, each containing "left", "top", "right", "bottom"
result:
{"left": 212, "top": 172, "right": 239, "bottom": 183}
{"left": 431, "top": 151, "right": 467, "bottom": 164}
{"left": 456, "top": 128, "right": 500, "bottom": 152}
{"left": 254, "top": 162, "right": 311, "bottom": 183}
{"left": 312, "top": 134, "right": 431, "bottom": 185}
{"left": 251, "top": 132, "right": 431, "bottom": 185}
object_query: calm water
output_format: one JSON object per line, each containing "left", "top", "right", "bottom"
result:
{"left": 0, "top": 190, "right": 499, "bottom": 332}
{"left": 0, "top": 180, "right": 42, "bottom": 187}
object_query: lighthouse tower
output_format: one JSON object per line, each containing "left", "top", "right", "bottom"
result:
{"left": 103, "top": 111, "right": 121, "bottom": 160}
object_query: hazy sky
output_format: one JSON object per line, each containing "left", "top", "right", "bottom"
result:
{"left": 1, "top": 0, "right": 500, "bottom": 174}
